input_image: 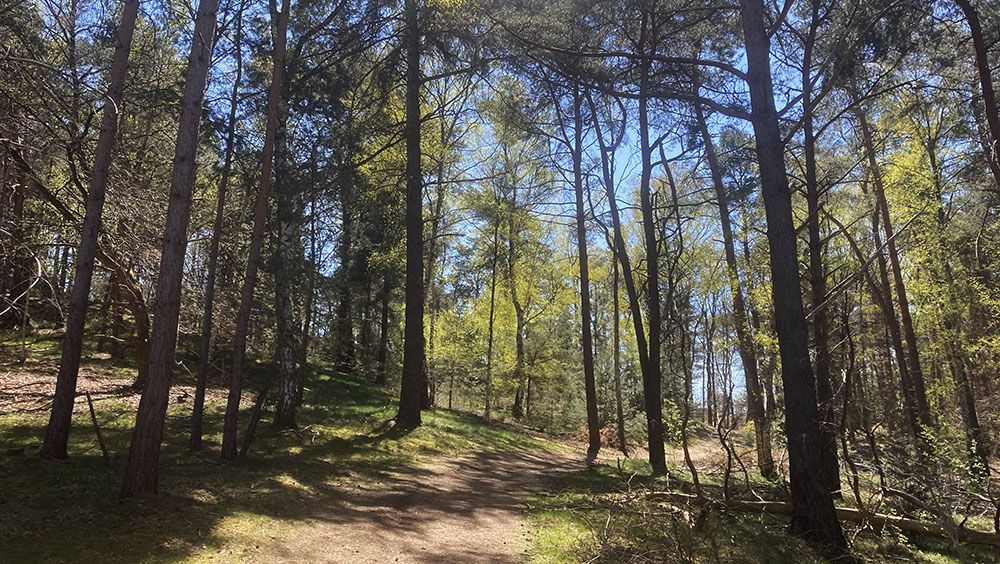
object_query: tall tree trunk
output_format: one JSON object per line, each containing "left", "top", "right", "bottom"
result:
{"left": 801, "top": 14, "right": 839, "bottom": 495}
{"left": 296, "top": 186, "right": 318, "bottom": 406}
{"left": 739, "top": 0, "right": 847, "bottom": 551}
{"left": 423, "top": 133, "right": 448, "bottom": 408}
{"left": 396, "top": 0, "right": 424, "bottom": 430}
{"left": 484, "top": 222, "right": 500, "bottom": 420}
{"left": 376, "top": 274, "right": 391, "bottom": 386}
{"left": 272, "top": 55, "right": 300, "bottom": 430}
{"left": 334, "top": 183, "right": 355, "bottom": 373}
{"left": 190, "top": 4, "right": 244, "bottom": 450}
{"left": 695, "top": 103, "right": 774, "bottom": 479}
{"left": 637, "top": 11, "right": 666, "bottom": 473}
{"left": 220, "top": 0, "right": 290, "bottom": 461}
{"left": 955, "top": 0, "right": 1000, "bottom": 192}
{"left": 587, "top": 89, "right": 662, "bottom": 471}
{"left": 39, "top": 0, "right": 140, "bottom": 460}
{"left": 855, "top": 108, "right": 934, "bottom": 438}
{"left": 121, "top": 0, "right": 222, "bottom": 495}
{"left": 572, "top": 89, "right": 601, "bottom": 461}
{"left": 507, "top": 194, "right": 527, "bottom": 420}
{"left": 611, "top": 246, "right": 627, "bottom": 454}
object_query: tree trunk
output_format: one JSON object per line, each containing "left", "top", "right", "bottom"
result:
{"left": 611, "top": 246, "right": 627, "bottom": 454}
{"left": 484, "top": 222, "right": 500, "bottom": 420}
{"left": 855, "top": 108, "right": 934, "bottom": 438}
{"left": 334, "top": 182, "right": 355, "bottom": 374}
{"left": 190, "top": 4, "right": 244, "bottom": 450}
{"left": 637, "top": 11, "right": 666, "bottom": 474}
{"left": 376, "top": 274, "right": 391, "bottom": 386}
{"left": 572, "top": 89, "right": 601, "bottom": 461}
{"left": 272, "top": 57, "right": 300, "bottom": 430}
{"left": 695, "top": 102, "right": 774, "bottom": 479}
{"left": 955, "top": 0, "right": 1000, "bottom": 192}
{"left": 800, "top": 11, "right": 839, "bottom": 495}
{"left": 220, "top": 0, "right": 290, "bottom": 461}
{"left": 396, "top": 0, "right": 424, "bottom": 430}
{"left": 121, "top": 0, "right": 222, "bottom": 495}
{"left": 39, "top": 0, "right": 140, "bottom": 460}
{"left": 739, "top": 0, "right": 848, "bottom": 552}
{"left": 587, "top": 88, "right": 662, "bottom": 471}
{"left": 506, "top": 189, "right": 526, "bottom": 420}
{"left": 296, "top": 186, "right": 319, "bottom": 406}
{"left": 423, "top": 134, "right": 448, "bottom": 409}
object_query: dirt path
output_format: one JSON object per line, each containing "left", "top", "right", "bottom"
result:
{"left": 258, "top": 450, "right": 581, "bottom": 564}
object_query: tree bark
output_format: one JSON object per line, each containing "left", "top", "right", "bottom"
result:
{"left": 800, "top": 7, "right": 839, "bottom": 495}
{"left": 333, "top": 181, "right": 355, "bottom": 374}
{"left": 190, "top": 3, "right": 244, "bottom": 450}
{"left": 39, "top": 0, "right": 141, "bottom": 460}
{"left": 637, "top": 10, "right": 666, "bottom": 474}
{"left": 296, "top": 185, "right": 319, "bottom": 406}
{"left": 484, "top": 222, "right": 500, "bottom": 420}
{"left": 611, "top": 246, "right": 627, "bottom": 454}
{"left": 121, "top": 0, "right": 222, "bottom": 495}
{"left": 396, "top": 0, "right": 424, "bottom": 430}
{"left": 272, "top": 54, "right": 300, "bottom": 430}
{"left": 695, "top": 103, "right": 774, "bottom": 479}
{"left": 739, "top": 0, "right": 848, "bottom": 552}
{"left": 220, "top": 0, "right": 290, "bottom": 461}
{"left": 571, "top": 89, "right": 601, "bottom": 461}
{"left": 955, "top": 0, "right": 1000, "bottom": 192}
{"left": 376, "top": 274, "right": 391, "bottom": 386}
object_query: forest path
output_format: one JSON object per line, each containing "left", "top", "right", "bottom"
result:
{"left": 258, "top": 449, "right": 582, "bottom": 563}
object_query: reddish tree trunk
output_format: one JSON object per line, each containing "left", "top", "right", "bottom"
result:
{"left": 190, "top": 3, "right": 244, "bottom": 450}
{"left": 40, "top": 0, "right": 140, "bottom": 460}
{"left": 220, "top": 0, "right": 290, "bottom": 460}
{"left": 121, "top": 0, "right": 222, "bottom": 495}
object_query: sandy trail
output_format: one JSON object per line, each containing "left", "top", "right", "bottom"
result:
{"left": 258, "top": 450, "right": 581, "bottom": 564}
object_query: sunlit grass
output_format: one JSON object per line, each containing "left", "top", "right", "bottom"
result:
{"left": 0, "top": 360, "right": 562, "bottom": 562}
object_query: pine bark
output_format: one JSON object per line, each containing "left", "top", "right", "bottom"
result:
{"left": 121, "top": 0, "right": 222, "bottom": 495}
{"left": 395, "top": 0, "right": 424, "bottom": 430}
{"left": 40, "top": 0, "right": 141, "bottom": 460}
{"left": 739, "top": 0, "right": 848, "bottom": 551}
{"left": 220, "top": 0, "right": 290, "bottom": 460}
{"left": 190, "top": 5, "right": 244, "bottom": 450}
{"left": 695, "top": 103, "right": 774, "bottom": 479}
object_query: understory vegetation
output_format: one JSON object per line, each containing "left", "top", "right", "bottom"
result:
{"left": 3, "top": 0, "right": 1000, "bottom": 559}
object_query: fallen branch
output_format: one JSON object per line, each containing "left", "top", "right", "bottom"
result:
{"left": 647, "top": 491, "right": 1000, "bottom": 548}
{"left": 85, "top": 392, "right": 109, "bottom": 464}
{"left": 239, "top": 384, "right": 270, "bottom": 458}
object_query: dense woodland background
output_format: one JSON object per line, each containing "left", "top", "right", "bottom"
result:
{"left": 2, "top": 0, "right": 1000, "bottom": 559}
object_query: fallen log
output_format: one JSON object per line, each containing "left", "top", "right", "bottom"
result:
{"left": 647, "top": 491, "right": 1000, "bottom": 548}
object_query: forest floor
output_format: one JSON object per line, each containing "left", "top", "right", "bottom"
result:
{"left": 2, "top": 330, "right": 999, "bottom": 562}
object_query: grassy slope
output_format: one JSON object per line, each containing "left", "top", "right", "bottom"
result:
{"left": 0, "top": 348, "right": 562, "bottom": 562}
{"left": 2, "top": 334, "right": 997, "bottom": 563}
